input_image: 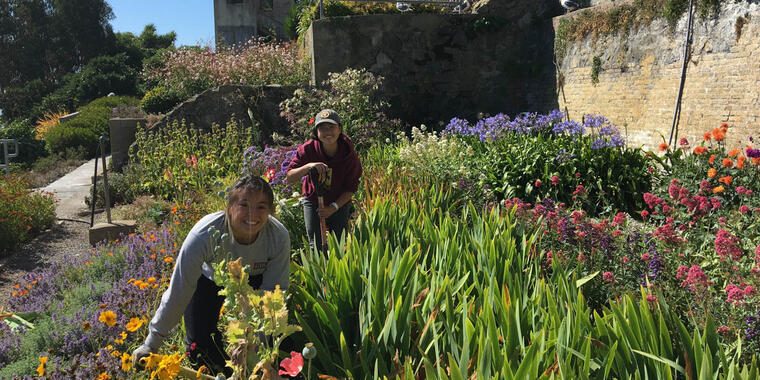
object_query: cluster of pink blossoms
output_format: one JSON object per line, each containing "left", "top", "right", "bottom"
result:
{"left": 677, "top": 265, "right": 709, "bottom": 293}
{"left": 725, "top": 284, "right": 755, "bottom": 305}
{"left": 714, "top": 229, "right": 743, "bottom": 261}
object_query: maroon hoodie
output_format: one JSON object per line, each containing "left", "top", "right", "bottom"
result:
{"left": 288, "top": 134, "right": 362, "bottom": 205}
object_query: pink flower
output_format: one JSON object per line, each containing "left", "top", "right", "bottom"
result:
{"left": 279, "top": 351, "right": 304, "bottom": 377}
{"left": 621, "top": 257, "right": 629, "bottom": 263}
{"left": 641, "top": 253, "right": 651, "bottom": 261}
{"left": 575, "top": 172, "right": 581, "bottom": 177}
{"left": 602, "top": 271, "right": 615, "bottom": 283}
{"left": 612, "top": 212, "right": 626, "bottom": 226}
{"left": 551, "top": 175, "right": 559, "bottom": 185}
{"left": 740, "top": 205, "right": 750, "bottom": 214}
{"left": 668, "top": 179, "right": 681, "bottom": 199}
{"left": 676, "top": 265, "right": 689, "bottom": 279}
{"left": 534, "top": 180, "right": 542, "bottom": 187}
{"left": 745, "top": 286, "right": 756, "bottom": 296}
{"left": 612, "top": 229, "right": 622, "bottom": 237}
{"left": 646, "top": 294, "right": 657, "bottom": 303}
{"left": 715, "top": 229, "right": 743, "bottom": 261}
{"left": 573, "top": 185, "right": 586, "bottom": 196}
{"left": 717, "top": 326, "right": 730, "bottom": 334}
{"left": 726, "top": 284, "right": 745, "bottom": 305}
{"left": 681, "top": 265, "right": 708, "bottom": 292}
{"left": 641, "top": 210, "right": 649, "bottom": 219}
{"left": 577, "top": 253, "right": 586, "bottom": 262}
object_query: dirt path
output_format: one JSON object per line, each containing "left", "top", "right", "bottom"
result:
{"left": 0, "top": 158, "right": 104, "bottom": 310}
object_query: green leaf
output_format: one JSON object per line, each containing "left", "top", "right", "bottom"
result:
{"left": 575, "top": 271, "right": 600, "bottom": 288}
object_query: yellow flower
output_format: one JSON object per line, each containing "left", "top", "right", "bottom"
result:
{"left": 111, "top": 350, "right": 122, "bottom": 357}
{"left": 147, "top": 277, "right": 157, "bottom": 284}
{"left": 36, "top": 356, "right": 47, "bottom": 376}
{"left": 143, "top": 353, "right": 163, "bottom": 370}
{"left": 98, "top": 310, "right": 117, "bottom": 327}
{"left": 96, "top": 372, "right": 111, "bottom": 380}
{"left": 151, "top": 353, "right": 183, "bottom": 380}
{"left": 126, "top": 317, "right": 144, "bottom": 332}
{"left": 713, "top": 186, "right": 725, "bottom": 194}
{"left": 164, "top": 256, "right": 174, "bottom": 264}
{"left": 121, "top": 352, "right": 133, "bottom": 372}
{"left": 196, "top": 365, "right": 208, "bottom": 379}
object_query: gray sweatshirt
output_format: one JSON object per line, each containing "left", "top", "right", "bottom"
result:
{"left": 144, "top": 211, "right": 290, "bottom": 349}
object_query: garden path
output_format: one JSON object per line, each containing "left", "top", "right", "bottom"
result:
{"left": 0, "top": 158, "right": 105, "bottom": 310}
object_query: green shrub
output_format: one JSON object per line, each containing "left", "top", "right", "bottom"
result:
{"left": 0, "top": 175, "right": 56, "bottom": 254}
{"left": 279, "top": 68, "right": 403, "bottom": 151}
{"left": 85, "top": 172, "right": 138, "bottom": 208}
{"left": 44, "top": 96, "right": 139, "bottom": 158}
{"left": 0, "top": 118, "right": 48, "bottom": 167}
{"left": 139, "top": 85, "right": 183, "bottom": 114}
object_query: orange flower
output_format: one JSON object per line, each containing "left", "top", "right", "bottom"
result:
{"left": 164, "top": 257, "right": 174, "bottom": 264}
{"left": 712, "top": 186, "right": 725, "bottom": 194}
{"left": 709, "top": 155, "right": 716, "bottom": 164}
{"left": 737, "top": 157, "right": 746, "bottom": 169}
{"left": 722, "top": 158, "right": 734, "bottom": 168}
{"left": 693, "top": 146, "right": 707, "bottom": 155}
{"left": 703, "top": 132, "right": 711, "bottom": 141}
{"left": 82, "top": 321, "right": 92, "bottom": 331}
{"left": 728, "top": 149, "right": 740, "bottom": 157}
{"left": 126, "top": 317, "right": 145, "bottom": 332}
{"left": 714, "top": 131, "right": 725, "bottom": 142}
{"left": 37, "top": 356, "right": 47, "bottom": 377}
{"left": 718, "top": 176, "right": 732, "bottom": 185}
{"left": 754, "top": 157, "right": 760, "bottom": 165}
{"left": 95, "top": 372, "right": 111, "bottom": 380}
{"left": 99, "top": 310, "right": 117, "bottom": 327}
{"left": 658, "top": 143, "right": 669, "bottom": 151}
{"left": 721, "top": 122, "right": 728, "bottom": 131}
{"left": 707, "top": 168, "right": 717, "bottom": 178}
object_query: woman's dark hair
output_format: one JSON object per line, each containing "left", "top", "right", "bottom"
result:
{"left": 227, "top": 175, "right": 274, "bottom": 209}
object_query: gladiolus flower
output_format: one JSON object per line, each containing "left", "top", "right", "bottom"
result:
{"left": 658, "top": 142, "right": 669, "bottom": 151}
{"left": 707, "top": 168, "right": 717, "bottom": 178}
{"left": 99, "top": 310, "right": 117, "bottom": 327}
{"left": 279, "top": 351, "right": 304, "bottom": 376}
{"left": 712, "top": 186, "right": 725, "bottom": 194}
{"left": 722, "top": 158, "right": 733, "bottom": 168}
{"left": 693, "top": 146, "right": 706, "bottom": 155}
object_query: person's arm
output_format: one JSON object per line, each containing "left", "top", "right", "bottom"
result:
{"left": 259, "top": 229, "right": 291, "bottom": 292}
{"left": 143, "top": 231, "right": 208, "bottom": 350}
{"left": 286, "top": 162, "right": 326, "bottom": 185}
{"left": 317, "top": 191, "right": 354, "bottom": 218}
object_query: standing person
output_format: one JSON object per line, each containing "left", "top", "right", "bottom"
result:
{"left": 132, "top": 175, "right": 290, "bottom": 376}
{"left": 286, "top": 109, "right": 362, "bottom": 252}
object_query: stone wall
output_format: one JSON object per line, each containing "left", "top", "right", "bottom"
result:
{"left": 214, "top": 0, "right": 293, "bottom": 44}
{"left": 152, "top": 85, "right": 297, "bottom": 145}
{"left": 555, "top": 1, "right": 760, "bottom": 151}
{"left": 307, "top": 0, "right": 564, "bottom": 126}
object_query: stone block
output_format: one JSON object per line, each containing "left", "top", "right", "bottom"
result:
{"left": 89, "top": 220, "right": 137, "bottom": 246}
{"left": 109, "top": 118, "right": 146, "bottom": 171}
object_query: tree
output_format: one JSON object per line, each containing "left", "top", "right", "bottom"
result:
{"left": 0, "top": 0, "right": 115, "bottom": 120}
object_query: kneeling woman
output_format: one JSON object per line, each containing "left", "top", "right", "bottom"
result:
{"left": 132, "top": 175, "right": 290, "bottom": 375}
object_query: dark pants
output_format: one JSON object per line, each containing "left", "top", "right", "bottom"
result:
{"left": 303, "top": 199, "right": 351, "bottom": 252}
{"left": 183, "top": 274, "right": 262, "bottom": 376}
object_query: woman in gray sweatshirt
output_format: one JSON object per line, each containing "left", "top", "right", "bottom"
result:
{"left": 132, "top": 175, "right": 290, "bottom": 376}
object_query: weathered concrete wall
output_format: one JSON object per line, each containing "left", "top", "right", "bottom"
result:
{"left": 307, "top": 2, "right": 563, "bottom": 126}
{"left": 214, "top": 0, "right": 293, "bottom": 44}
{"left": 555, "top": 1, "right": 760, "bottom": 151}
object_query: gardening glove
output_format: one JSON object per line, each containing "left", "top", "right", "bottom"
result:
{"left": 132, "top": 344, "right": 153, "bottom": 369}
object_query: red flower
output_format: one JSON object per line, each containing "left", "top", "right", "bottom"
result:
{"left": 658, "top": 142, "right": 669, "bottom": 151}
{"left": 279, "top": 351, "right": 303, "bottom": 377}
{"left": 265, "top": 169, "right": 276, "bottom": 181}
{"left": 308, "top": 117, "right": 315, "bottom": 125}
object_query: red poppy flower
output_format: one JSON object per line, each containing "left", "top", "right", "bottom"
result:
{"left": 308, "top": 117, "right": 315, "bottom": 125}
{"left": 279, "top": 351, "right": 303, "bottom": 377}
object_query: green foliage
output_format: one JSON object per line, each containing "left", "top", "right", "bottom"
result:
{"left": 139, "top": 85, "right": 183, "bottom": 114}
{"left": 0, "top": 80, "right": 52, "bottom": 122}
{"left": 279, "top": 68, "right": 402, "bottom": 151}
{"left": 0, "top": 0, "right": 116, "bottom": 120}
{"left": 0, "top": 175, "right": 56, "bottom": 254}
{"left": 591, "top": 55, "right": 602, "bottom": 85}
{"left": 129, "top": 119, "right": 254, "bottom": 200}
{"left": 85, "top": 172, "right": 139, "bottom": 208}
{"left": 0, "top": 118, "right": 48, "bottom": 166}
{"left": 479, "top": 133, "right": 655, "bottom": 217}
{"left": 44, "top": 96, "right": 139, "bottom": 158}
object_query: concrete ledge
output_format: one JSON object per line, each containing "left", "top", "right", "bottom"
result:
{"left": 89, "top": 220, "right": 137, "bottom": 246}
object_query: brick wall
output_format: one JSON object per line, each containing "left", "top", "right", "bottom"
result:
{"left": 555, "top": 1, "right": 760, "bottom": 151}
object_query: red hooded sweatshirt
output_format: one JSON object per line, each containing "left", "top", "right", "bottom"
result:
{"left": 288, "top": 134, "right": 362, "bottom": 205}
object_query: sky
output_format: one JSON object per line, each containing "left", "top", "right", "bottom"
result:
{"left": 107, "top": 0, "right": 215, "bottom": 48}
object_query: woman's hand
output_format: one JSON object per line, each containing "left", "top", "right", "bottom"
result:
{"left": 309, "top": 162, "right": 328, "bottom": 179}
{"left": 317, "top": 204, "right": 337, "bottom": 218}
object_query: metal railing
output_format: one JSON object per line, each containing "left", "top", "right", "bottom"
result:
{"left": 1, "top": 139, "right": 19, "bottom": 178}
{"left": 316, "top": 0, "right": 467, "bottom": 18}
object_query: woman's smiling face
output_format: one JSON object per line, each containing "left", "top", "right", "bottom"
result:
{"left": 316, "top": 122, "right": 341, "bottom": 146}
{"left": 226, "top": 189, "right": 271, "bottom": 244}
